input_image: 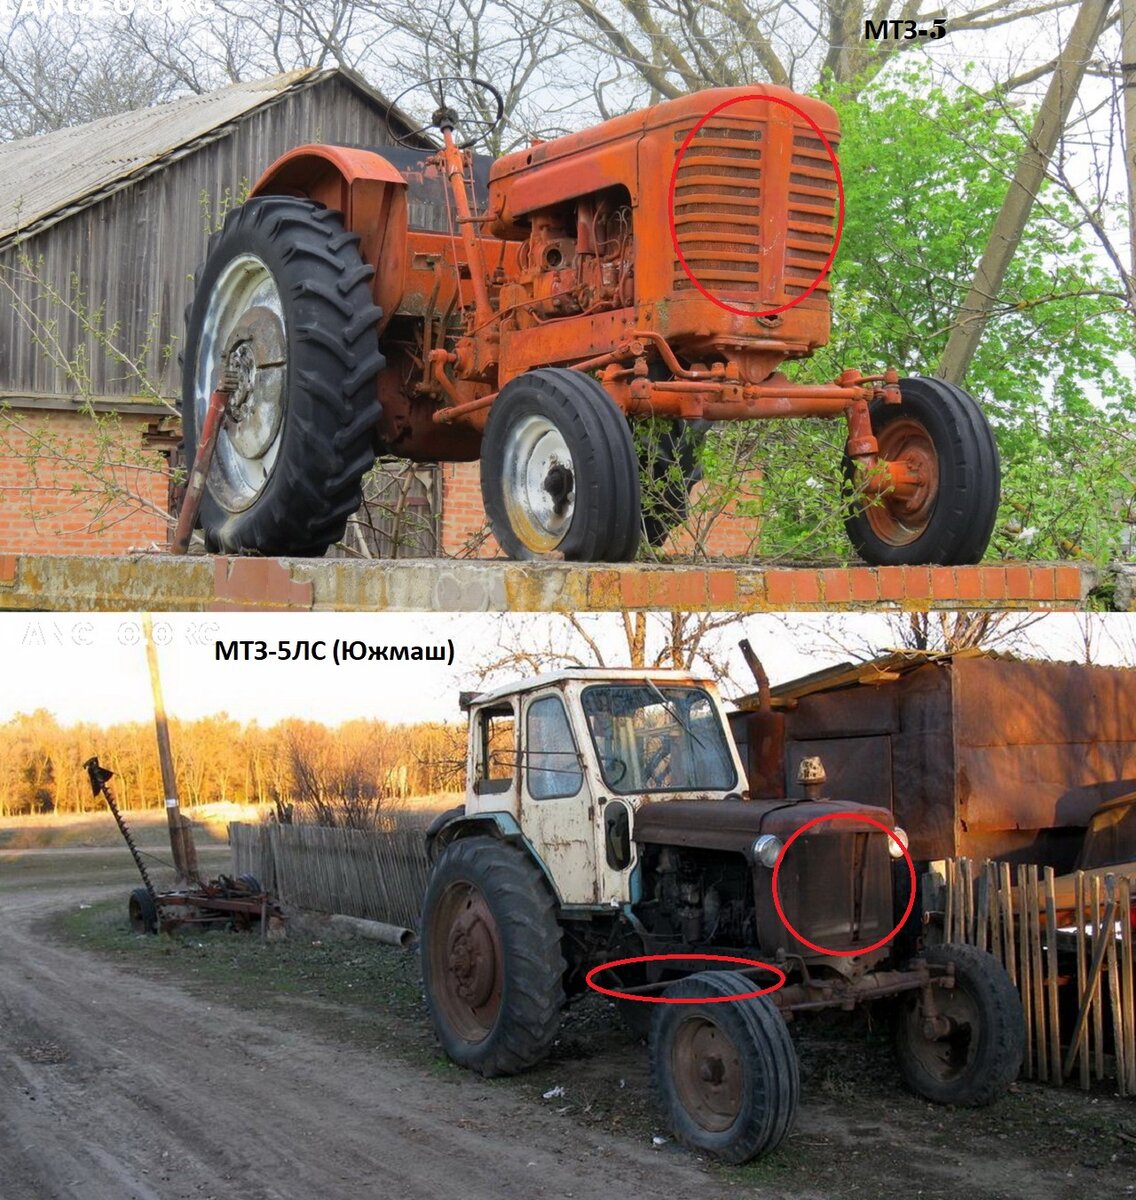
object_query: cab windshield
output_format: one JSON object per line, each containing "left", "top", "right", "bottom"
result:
{"left": 580, "top": 684, "right": 738, "bottom": 794}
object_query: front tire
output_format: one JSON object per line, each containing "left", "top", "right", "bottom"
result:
{"left": 420, "top": 836, "right": 566, "bottom": 1076}
{"left": 181, "top": 196, "right": 384, "bottom": 556}
{"left": 481, "top": 368, "right": 641, "bottom": 561}
{"left": 843, "top": 377, "right": 999, "bottom": 566}
{"left": 894, "top": 943, "right": 1024, "bottom": 1106}
{"left": 650, "top": 971, "right": 799, "bottom": 1163}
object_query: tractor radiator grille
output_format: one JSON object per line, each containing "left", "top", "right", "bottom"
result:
{"left": 777, "top": 832, "right": 891, "bottom": 953}
{"left": 671, "top": 124, "right": 764, "bottom": 297}
{"left": 671, "top": 122, "right": 838, "bottom": 306}
{"left": 784, "top": 133, "right": 839, "bottom": 298}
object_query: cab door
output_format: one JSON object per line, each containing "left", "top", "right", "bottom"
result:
{"left": 519, "top": 692, "right": 598, "bottom": 904}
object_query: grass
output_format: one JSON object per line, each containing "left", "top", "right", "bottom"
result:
{"left": 0, "top": 804, "right": 265, "bottom": 850}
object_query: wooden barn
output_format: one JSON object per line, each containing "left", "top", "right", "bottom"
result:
{"left": 0, "top": 67, "right": 452, "bottom": 556}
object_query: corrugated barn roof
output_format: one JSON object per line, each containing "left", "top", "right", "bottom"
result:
{"left": 0, "top": 67, "right": 409, "bottom": 246}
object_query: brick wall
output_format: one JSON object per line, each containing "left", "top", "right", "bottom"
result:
{"left": 440, "top": 460, "right": 764, "bottom": 559}
{"left": 0, "top": 408, "right": 168, "bottom": 554}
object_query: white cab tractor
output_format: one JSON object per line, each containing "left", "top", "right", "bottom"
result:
{"left": 421, "top": 669, "right": 1024, "bottom": 1163}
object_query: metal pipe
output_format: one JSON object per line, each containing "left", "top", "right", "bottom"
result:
{"left": 328, "top": 913, "right": 418, "bottom": 948}
{"left": 171, "top": 385, "right": 228, "bottom": 554}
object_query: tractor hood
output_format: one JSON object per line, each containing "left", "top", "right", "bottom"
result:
{"left": 633, "top": 797, "right": 896, "bottom": 856}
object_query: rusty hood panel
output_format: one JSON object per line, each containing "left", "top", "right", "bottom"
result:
{"left": 633, "top": 797, "right": 895, "bottom": 854}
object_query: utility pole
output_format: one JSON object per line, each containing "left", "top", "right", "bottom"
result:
{"left": 143, "top": 613, "right": 199, "bottom": 886}
{"left": 937, "top": 0, "right": 1115, "bottom": 384}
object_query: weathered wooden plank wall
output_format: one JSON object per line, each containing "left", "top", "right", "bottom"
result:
{"left": 0, "top": 76, "right": 398, "bottom": 400}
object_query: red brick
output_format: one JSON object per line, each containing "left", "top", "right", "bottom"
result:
{"left": 1005, "top": 565, "right": 1032, "bottom": 599}
{"left": 902, "top": 566, "right": 933, "bottom": 602}
{"left": 0, "top": 554, "right": 15, "bottom": 585}
{"left": 707, "top": 570, "right": 738, "bottom": 607}
{"left": 1027, "top": 568, "right": 1054, "bottom": 600}
{"left": 878, "top": 568, "right": 905, "bottom": 601}
{"left": 765, "top": 571, "right": 795, "bottom": 607}
{"left": 954, "top": 568, "right": 983, "bottom": 601}
{"left": 791, "top": 571, "right": 821, "bottom": 605}
{"left": 620, "top": 571, "right": 651, "bottom": 609}
{"left": 849, "top": 570, "right": 879, "bottom": 603}
{"left": 669, "top": 570, "right": 706, "bottom": 609}
{"left": 1054, "top": 565, "right": 1082, "bottom": 601}
{"left": 980, "top": 566, "right": 1008, "bottom": 602}
{"left": 821, "top": 568, "right": 853, "bottom": 604}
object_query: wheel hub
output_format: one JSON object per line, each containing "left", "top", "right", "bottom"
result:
{"left": 672, "top": 1016, "right": 743, "bottom": 1133}
{"left": 222, "top": 305, "right": 287, "bottom": 461}
{"left": 867, "top": 418, "right": 940, "bottom": 546}
{"left": 502, "top": 414, "right": 576, "bottom": 551}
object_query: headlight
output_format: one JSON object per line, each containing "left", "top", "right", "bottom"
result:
{"left": 752, "top": 834, "right": 783, "bottom": 868}
{"left": 888, "top": 827, "right": 909, "bottom": 858}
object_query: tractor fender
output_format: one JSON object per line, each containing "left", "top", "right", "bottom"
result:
{"left": 426, "top": 810, "right": 562, "bottom": 902}
{"left": 252, "top": 145, "right": 408, "bottom": 333}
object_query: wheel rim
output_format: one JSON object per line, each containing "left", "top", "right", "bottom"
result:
{"left": 864, "top": 418, "right": 940, "bottom": 547}
{"left": 429, "top": 880, "right": 504, "bottom": 1043}
{"left": 902, "top": 983, "right": 982, "bottom": 1084}
{"left": 671, "top": 1015, "right": 743, "bottom": 1132}
{"left": 194, "top": 253, "right": 288, "bottom": 513}
{"left": 501, "top": 414, "right": 576, "bottom": 553}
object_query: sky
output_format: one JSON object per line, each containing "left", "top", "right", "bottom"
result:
{"left": 2, "top": 611, "right": 1135, "bottom": 729}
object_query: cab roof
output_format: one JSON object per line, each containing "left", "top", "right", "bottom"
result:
{"left": 465, "top": 668, "right": 713, "bottom": 709}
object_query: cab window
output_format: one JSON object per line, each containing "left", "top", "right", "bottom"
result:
{"left": 526, "top": 695, "right": 583, "bottom": 800}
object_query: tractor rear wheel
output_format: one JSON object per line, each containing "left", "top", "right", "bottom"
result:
{"left": 894, "top": 944, "right": 1024, "bottom": 1106}
{"left": 843, "top": 377, "right": 999, "bottom": 566}
{"left": 128, "top": 888, "right": 158, "bottom": 935}
{"left": 181, "top": 196, "right": 384, "bottom": 556}
{"left": 420, "top": 836, "right": 566, "bottom": 1076}
{"left": 480, "top": 369, "right": 641, "bottom": 561}
{"left": 650, "top": 971, "right": 799, "bottom": 1163}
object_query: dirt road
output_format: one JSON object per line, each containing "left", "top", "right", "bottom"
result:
{"left": 0, "top": 876, "right": 716, "bottom": 1200}
{"left": 4, "top": 852, "right": 1135, "bottom": 1200}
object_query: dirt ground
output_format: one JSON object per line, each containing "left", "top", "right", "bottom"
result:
{"left": 3, "top": 848, "right": 1136, "bottom": 1200}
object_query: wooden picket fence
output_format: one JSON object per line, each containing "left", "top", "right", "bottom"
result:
{"left": 230, "top": 821, "right": 431, "bottom": 932}
{"left": 941, "top": 858, "right": 1136, "bottom": 1093}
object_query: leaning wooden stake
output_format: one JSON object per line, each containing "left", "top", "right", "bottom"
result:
{"left": 1044, "top": 866, "right": 1062, "bottom": 1084}
{"left": 1029, "top": 866, "right": 1048, "bottom": 1083}
{"left": 1000, "top": 861, "right": 1017, "bottom": 987}
{"left": 1093, "top": 875, "right": 1105, "bottom": 1081}
{"left": 1075, "top": 870, "right": 1090, "bottom": 1089}
{"left": 1063, "top": 888, "right": 1117, "bottom": 1080}
{"left": 1019, "top": 866, "right": 1034, "bottom": 1079}
{"left": 1106, "top": 876, "right": 1126, "bottom": 1095}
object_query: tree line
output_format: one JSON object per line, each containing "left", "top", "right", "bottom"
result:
{"left": 0, "top": 710, "right": 466, "bottom": 820}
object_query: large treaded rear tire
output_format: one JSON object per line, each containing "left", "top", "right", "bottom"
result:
{"left": 650, "top": 970, "right": 799, "bottom": 1163}
{"left": 843, "top": 376, "right": 999, "bottom": 566}
{"left": 480, "top": 368, "right": 641, "bottom": 561}
{"left": 894, "top": 943, "right": 1024, "bottom": 1106}
{"left": 181, "top": 196, "right": 384, "bottom": 556}
{"left": 420, "top": 836, "right": 566, "bottom": 1076}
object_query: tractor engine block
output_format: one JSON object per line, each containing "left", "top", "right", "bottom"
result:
{"left": 510, "top": 189, "right": 634, "bottom": 324}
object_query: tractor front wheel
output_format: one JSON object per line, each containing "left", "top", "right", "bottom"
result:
{"left": 650, "top": 970, "right": 799, "bottom": 1163}
{"left": 843, "top": 377, "right": 999, "bottom": 566}
{"left": 181, "top": 196, "right": 384, "bottom": 556}
{"left": 894, "top": 943, "right": 1024, "bottom": 1106}
{"left": 420, "top": 836, "right": 566, "bottom": 1076}
{"left": 481, "top": 369, "right": 641, "bottom": 561}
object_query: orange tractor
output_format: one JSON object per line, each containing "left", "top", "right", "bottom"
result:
{"left": 181, "top": 78, "right": 1000, "bottom": 564}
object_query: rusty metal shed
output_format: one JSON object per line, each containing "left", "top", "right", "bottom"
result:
{"left": 730, "top": 651, "right": 1136, "bottom": 869}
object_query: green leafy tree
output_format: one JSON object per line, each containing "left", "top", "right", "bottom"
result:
{"left": 742, "top": 66, "right": 1136, "bottom": 563}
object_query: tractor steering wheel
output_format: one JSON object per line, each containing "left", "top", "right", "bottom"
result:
{"left": 387, "top": 77, "right": 505, "bottom": 150}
